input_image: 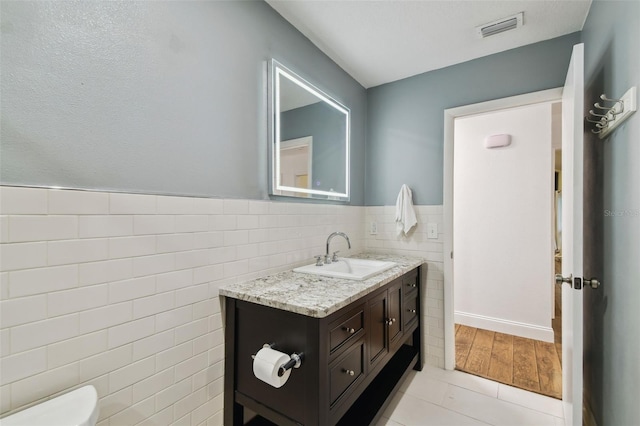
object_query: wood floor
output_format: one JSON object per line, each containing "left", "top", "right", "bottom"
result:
{"left": 455, "top": 276, "right": 563, "bottom": 399}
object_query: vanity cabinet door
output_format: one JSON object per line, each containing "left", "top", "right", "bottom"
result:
{"left": 367, "top": 289, "right": 388, "bottom": 367}
{"left": 388, "top": 279, "right": 403, "bottom": 349}
{"left": 366, "top": 276, "right": 406, "bottom": 369}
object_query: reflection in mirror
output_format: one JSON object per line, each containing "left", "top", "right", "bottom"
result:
{"left": 270, "top": 60, "right": 350, "bottom": 200}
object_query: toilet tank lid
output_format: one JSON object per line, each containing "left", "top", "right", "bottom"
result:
{"left": 0, "top": 385, "right": 99, "bottom": 426}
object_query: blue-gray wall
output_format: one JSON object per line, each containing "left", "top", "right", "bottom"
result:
{"left": 365, "top": 32, "right": 581, "bottom": 206}
{"left": 0, "top": 1, "right": 367, "bottom": 204}
{"left": 582, "top": 1, "right": 640, "bottom": 424}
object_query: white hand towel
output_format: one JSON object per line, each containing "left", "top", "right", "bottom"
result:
{"left": 395, "top": 184, "right": 417, "bottom": 236}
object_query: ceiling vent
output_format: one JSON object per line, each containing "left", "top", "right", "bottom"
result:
{"left": 476, "top": 12, "right": 524, "bottom": 38}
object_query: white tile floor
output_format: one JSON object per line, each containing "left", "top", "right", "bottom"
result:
{"left": 378, "top": 365, "right": 564, "bottom": 426}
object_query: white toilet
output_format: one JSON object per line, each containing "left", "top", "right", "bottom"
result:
{"left": 0, "top": 385, "right": 99, "bottom": 426}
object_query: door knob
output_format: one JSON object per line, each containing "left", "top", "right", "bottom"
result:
{"left": 555, "top": 274, "right": 572, "bottom": 285}
{"left": 584, "top": 277, "right": 601, "bottom": 289}
{"left": 556, "top": 274, "right": 600, "bottom": 289}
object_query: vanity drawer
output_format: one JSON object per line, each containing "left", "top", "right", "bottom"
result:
{"left": 329, "top": 305, "right": 364, "bottom": 356}
{"left": 330, "top": 339, "right": 364, "bottom": 407}
{"left": 403, "top": 269, "right": 419, "bottom": 298}
{"left": 404, "top": 293, "right": 419, "bottom": 327}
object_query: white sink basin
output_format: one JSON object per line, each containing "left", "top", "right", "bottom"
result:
{"left": 293, "top": 258, "right": 396, "bottom": 281}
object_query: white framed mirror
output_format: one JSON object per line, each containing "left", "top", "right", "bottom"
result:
{"left": 269, "top": 59, "right": 350, "bottom": 201}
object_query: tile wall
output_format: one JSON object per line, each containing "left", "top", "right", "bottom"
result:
{"left": 0, "top": 185, "right": 445, "bottom": 424}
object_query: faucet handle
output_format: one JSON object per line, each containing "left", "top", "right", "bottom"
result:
{"left": 332, "top": 251, "right": 340, "bottom": 262}
{"left": 314, "top": 255, "right": 324, "bottom": 266}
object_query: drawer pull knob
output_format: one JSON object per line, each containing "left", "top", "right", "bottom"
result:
{"left": 408, "top": 309, "right": 416, "bottom": 313}
{"left": 386, "top": 318, "right": 396, "bottom": 325}
{"left": 343, "top": 327, "right": 356, "bottom": 334}
{"left": 407, "top": 283, "right": 417, "bottom": 288}
{"left": 343, "top": 369, "right": 355, "bottom": 376}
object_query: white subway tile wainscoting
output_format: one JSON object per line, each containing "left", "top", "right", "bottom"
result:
{"left": 0, "top": 186, "right": 448, "bottom": 424}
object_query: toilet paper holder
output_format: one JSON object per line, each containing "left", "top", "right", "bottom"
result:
{"left": 251, "top": 343, "right": 304, "bottom": 377}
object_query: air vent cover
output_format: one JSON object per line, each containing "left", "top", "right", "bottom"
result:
{"left": 476, "top": 12, "right": 524, "bottom": 38}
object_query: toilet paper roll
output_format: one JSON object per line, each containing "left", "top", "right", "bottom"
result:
{"left": 252, "top": 347, "right": 292, "bottom": 388}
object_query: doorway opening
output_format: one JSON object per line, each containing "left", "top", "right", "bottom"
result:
{"left": 454, "top": 323, "right": 562, "bottom": 398}
{"left": 443, "top": 90, "right": 564, "bottom": 399}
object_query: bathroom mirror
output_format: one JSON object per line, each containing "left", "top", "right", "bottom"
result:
{"left": 269, "top": 59, "right": 350, "bottom": 201}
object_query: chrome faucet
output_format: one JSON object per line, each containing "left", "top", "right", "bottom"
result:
{"left": 325, "top": 232, "right": 351, "bottom": 264}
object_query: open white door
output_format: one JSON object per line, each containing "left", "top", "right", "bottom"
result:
{"left": 559, "top": 43, "right": 584, "bottom": 426}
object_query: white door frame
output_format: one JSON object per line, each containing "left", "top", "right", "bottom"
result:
{"left": 442, "top": 88, "right": 563, "bottom": 370}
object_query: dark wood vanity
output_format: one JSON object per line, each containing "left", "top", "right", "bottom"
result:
{"left": 222, "top": 259, "right": 423, "bottom": 425}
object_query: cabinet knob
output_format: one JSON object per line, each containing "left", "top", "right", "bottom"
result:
{"left": 343, "top": 369, "right": 355, "bottom": 376}
{"left": 407, "top": 283, "right": 417, "bottom": 288}
{"left": 408, "top": 309, "right": 416, "bottom": 313}
{"left": 343, "top": 327, "right": 355, "bottom": 334}
{"left": 386, "top": 318, "right": 396, "bottom": 325}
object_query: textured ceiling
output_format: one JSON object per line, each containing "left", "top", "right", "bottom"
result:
{"left": 266, "top": 0, "right": 592, "bottom": 88}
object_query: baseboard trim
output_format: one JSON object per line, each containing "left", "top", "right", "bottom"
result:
{"left": 455, "top": 311, "right": 554, "bottom": 342}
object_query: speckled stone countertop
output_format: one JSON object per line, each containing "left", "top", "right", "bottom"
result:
{"left": 219, "top": 253, "right": 425, "bottom": 318}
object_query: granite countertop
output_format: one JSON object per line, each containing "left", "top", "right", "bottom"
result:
{"left": 219, "top": 253, "right": 425, "bottom": 318}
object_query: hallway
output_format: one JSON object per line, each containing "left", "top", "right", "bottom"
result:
{"left": 454, "top": 323, "right": 562, "bottom": 399}
{"left": 453, "top": 259, "right": 564, "bottom": 400}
